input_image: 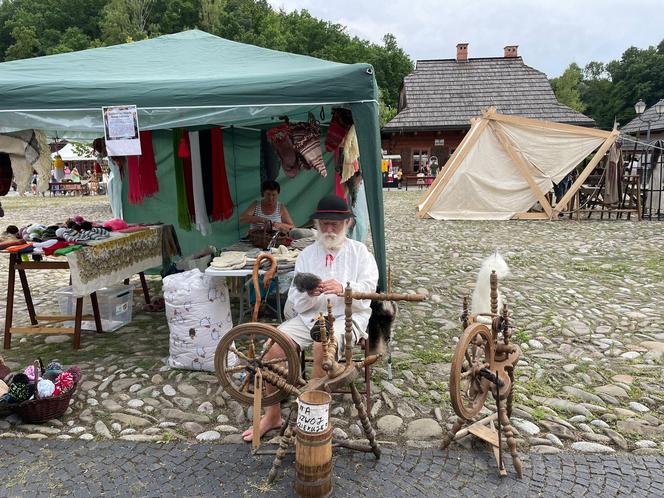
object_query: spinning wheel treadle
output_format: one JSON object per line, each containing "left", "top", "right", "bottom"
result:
{"left": 450, "top": 322, "right": 494, "bottom": 420}
{"left": 214, "top": 323, "right": 300, "bottom": 407}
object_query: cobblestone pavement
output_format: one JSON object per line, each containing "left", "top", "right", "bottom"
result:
{"left": 1, "top": 192, "right": 663, "bottom": 458}
{"left": 0, "top": 439, "right": 663, "bottom": 497}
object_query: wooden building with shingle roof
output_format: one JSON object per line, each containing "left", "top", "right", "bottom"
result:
{"left": 382, "top": 44, "right": 595, "bottom": 173}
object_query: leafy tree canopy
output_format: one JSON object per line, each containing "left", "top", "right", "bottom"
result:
{"left": 552, "top": 40, "right": 664, "bottom": 129}
{"left": 0, "top": 0, "right": 413, "bottom": 107}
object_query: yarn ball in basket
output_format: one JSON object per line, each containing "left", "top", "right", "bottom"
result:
{"left": 47, "top": 361, "right": 63, "bottom": 372}
{"left": 44, "top": 361, "right": 63, "bottom": 381}
{"left": 66, "top": 366, "right": 82, "bottom": 384}
{"left": 53, "top": 371, "right": 74, "bottom": 396}
{"left": 23, "top": 365, "right": 38, "bottom": 381}
{"left": 7, "top": 382, "right": 33, "bottom": 402}
{"left": 37, "top": 379, "right": 55, "bottom": 398}
{"left": 10, "top": 373, "right": 30, "bottom": 385}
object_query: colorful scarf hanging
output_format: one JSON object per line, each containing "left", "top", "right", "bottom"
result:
{"left": 188, "top": 131, "right": 212, "bottom": 236}
{"left": 211, "top": 128, "right": 234, "bottom": 221}
{"left": 126, "top": 132, "right": 159, "bottom": 204}
{"left": 138, "top": 131, "right": 159, "bottom": 197}
{"left": 172, "top": 129, "right": 192, "bottom": 231}
{"left": 325, "top": 108, "right": 353, "bottom": 152}
{"left": 198, "top": 129, "right": 214, "bottom": 217}
{"left": 341, "top": 125, "right": 360, "bottom": 183}
{"left": 126, "top": 155, "right": 143, "bottom": 204}
{"left": 178, "top": 130, "right": 196, "bottom": 221}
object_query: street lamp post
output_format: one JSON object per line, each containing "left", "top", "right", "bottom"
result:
{"left": 635, "top": 98, "right": 664, "bottom": 142}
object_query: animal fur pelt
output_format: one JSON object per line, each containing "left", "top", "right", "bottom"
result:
{"left": 293, "top": 272, "right": 322, "bottom": 293}
{"left": 366, "top": 299, "right": 398, "bottom": 354}
{"left": 471, "top": 253, "right": 510, "bottom": 322}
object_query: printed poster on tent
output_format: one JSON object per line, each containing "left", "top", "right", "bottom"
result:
{"left": 102, "top": 105, "right": 142, "bottom": 156}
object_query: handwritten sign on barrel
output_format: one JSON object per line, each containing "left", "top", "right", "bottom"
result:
{"left": 297, "top": 390, "right": 331, "bottom": 434}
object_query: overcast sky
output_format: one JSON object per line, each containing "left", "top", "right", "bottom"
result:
{"left": 267, "top": 0, "right": 664, "bottom": 77}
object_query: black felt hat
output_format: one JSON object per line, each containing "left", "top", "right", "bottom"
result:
{"left": 311, "top": 195, "right": 353, "bottom": 220}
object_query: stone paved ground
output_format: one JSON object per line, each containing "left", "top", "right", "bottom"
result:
{"left": 0, "top": 439, "right": 663, "bottom": 497}
{"left": 0, "top": 191, "right": 663, "bottom": 457}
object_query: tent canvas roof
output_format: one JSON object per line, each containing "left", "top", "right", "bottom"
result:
{"left": 0, "top": 29, "right": 378, "bottom": 137}
{"left": 52, "top": 143, "right": 94, "bottom": 162}
{"left": 417, "top": 110, "right": 616, "bottom": 220}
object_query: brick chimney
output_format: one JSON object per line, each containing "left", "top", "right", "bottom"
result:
{"left": 456, "top": 43, "right": 468, "bottom": 62}
{"left": 504, "top": 45, "right": 518, "bottom": 58}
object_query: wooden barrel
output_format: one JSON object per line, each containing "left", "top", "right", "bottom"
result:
{"left": 295, "top": 390, "right": 333, "bottom": 498}
{"left": 295, "top": 425, "right": 333, "bottom": 498}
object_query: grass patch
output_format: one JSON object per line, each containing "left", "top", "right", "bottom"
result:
{"left": 521, "top": 377, "right": 558, "bottom": 398}
{"left": 514, "top": 329, "right": 530, "bottom": 343}
{"left": 411, "top": 348, "right": 452, "bottom": 365}
{"left": 644, "top": 256, "right": 664, "bottom": 273}
{"left": 531, "top": 407, "right": 548, "bottom": 420}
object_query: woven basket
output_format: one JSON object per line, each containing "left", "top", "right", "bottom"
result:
{"left": 10, "top": 360, "right": 79, "bottom": 423}
{"left": 248, "top": 221, "right": 291, "bottom": 250}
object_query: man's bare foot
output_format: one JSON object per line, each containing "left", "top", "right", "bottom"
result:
{"left": 242, "top": 415, "right": 284, "bottom": 443}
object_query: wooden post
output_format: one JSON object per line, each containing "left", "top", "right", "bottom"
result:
{"left": 17, "top": 267, "right": 38, "bottom": 326}
{"left": 295, "top": 390, "right": 333, "bottom": 498}
{"left": 3, "top": 253, "right": 16, "bottom": 349}
{"left": 138, "top": 272, "right": 151, "bottom": 304}
{"left": 73, "top": 296, "right": 83, "bottom": 350}
{"left": 489, "top": 121, "right": 554, "bottom": 218}
{"left": 487, "top": 112, "right": 612, "bottom": 139}
{"left": 90, "top": 291, "right": 103, "bottom": 333}
{"left": 553, "top": 129, "right": 619, "bottom": 215}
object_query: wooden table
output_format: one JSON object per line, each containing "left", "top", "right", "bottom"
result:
{"left": 404, "top": 175, "right": 435, "bottom": 190}
{"left": 3, "top": 254, "right": 152, "bottom": 351}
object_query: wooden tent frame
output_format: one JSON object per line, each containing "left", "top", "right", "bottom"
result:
{"left": 417, "top": 108, "right": 619, "bottom": 220}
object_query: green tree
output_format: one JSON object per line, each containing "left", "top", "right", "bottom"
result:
{"left": 550, "top": 63, "right": 586, "bottom": 113}
{"left": 0, "top": 0, "right": 414, "bottom": 108}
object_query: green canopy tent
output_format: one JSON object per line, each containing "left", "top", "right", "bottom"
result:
{"left": 0, "top": 30, "right": 387, "bottom": 289}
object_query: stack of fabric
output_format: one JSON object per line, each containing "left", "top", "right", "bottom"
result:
{"left": 210, "top": 251, "right": 247, "bottom": 270}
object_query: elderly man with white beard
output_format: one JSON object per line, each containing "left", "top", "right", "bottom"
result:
{"left": 242, "top": 195, "right": 378, "bottom": 442}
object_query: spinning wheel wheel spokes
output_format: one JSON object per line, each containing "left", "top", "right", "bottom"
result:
{"left": 214, "top": 323, "right": 300, "bottom": 406}
{"left": 450, "top": 323, "right": 495, "bottom": 420}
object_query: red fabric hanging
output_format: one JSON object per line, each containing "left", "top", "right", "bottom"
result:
{"left": 138, "top": 131, "right": 159, "bottom": 197}
{"left": 127, "top": 155, "right": 143, "bottom": 204}
{"left": 210, "top": 128, "right": 234, "bottom": 221}
{"left": 334, "top": 170, "right": 346, "bottom": 199}
{"left": 179, "top": 130, "right": 196, "bottom": 220}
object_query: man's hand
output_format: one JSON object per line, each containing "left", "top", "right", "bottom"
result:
{"left": 319, "top": 279, "right": 343, "bottom": 295}
{"left": 307, "top": 287, "right": 322, "bottom": 297}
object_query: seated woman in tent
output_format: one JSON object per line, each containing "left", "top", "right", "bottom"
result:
{"left": 239, "top": 180, "right": 294, "bottom": 233}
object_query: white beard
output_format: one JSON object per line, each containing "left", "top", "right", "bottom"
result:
{"left": 317, "top": 231, "right": 347, "bottom": 251}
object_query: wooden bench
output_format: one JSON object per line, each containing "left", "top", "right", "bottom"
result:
{"left": 404, "top": 175, "right": 435, "bottom": 190}
{"left": 49, "top": 182, "right": 84, "bottom": 196}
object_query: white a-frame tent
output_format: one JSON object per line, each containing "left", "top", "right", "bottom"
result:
{"left": 417, "top": 108, "right": 619, "bottom": 220}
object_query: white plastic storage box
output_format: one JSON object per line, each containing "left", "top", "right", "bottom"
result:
{"left": 55, "top": 284, "right": 134, "bottom": 332}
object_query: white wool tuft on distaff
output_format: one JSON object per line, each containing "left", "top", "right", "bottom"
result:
{"left": 471, "top": 253, "right": 510, "bottom": 320}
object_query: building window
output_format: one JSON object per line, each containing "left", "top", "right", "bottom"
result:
{"left": 413, "top": 149, "right": 429, "bottom": 172}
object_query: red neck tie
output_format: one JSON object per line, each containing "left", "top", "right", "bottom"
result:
{"left": 325, "top": 254, "right": 334, "bottom": 267}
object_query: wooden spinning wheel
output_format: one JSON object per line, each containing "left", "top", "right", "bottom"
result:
{"left": 214, "top": 322, "right": 301, "bottom": 407}
{"left": 443, "top": 271, "right": 523, "bottom": 478}
{"left": 213, "top": 253, "right": 426, "bottom": 484}
{"left": 449, "top": 322, "right": 494, "bottom": 420}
